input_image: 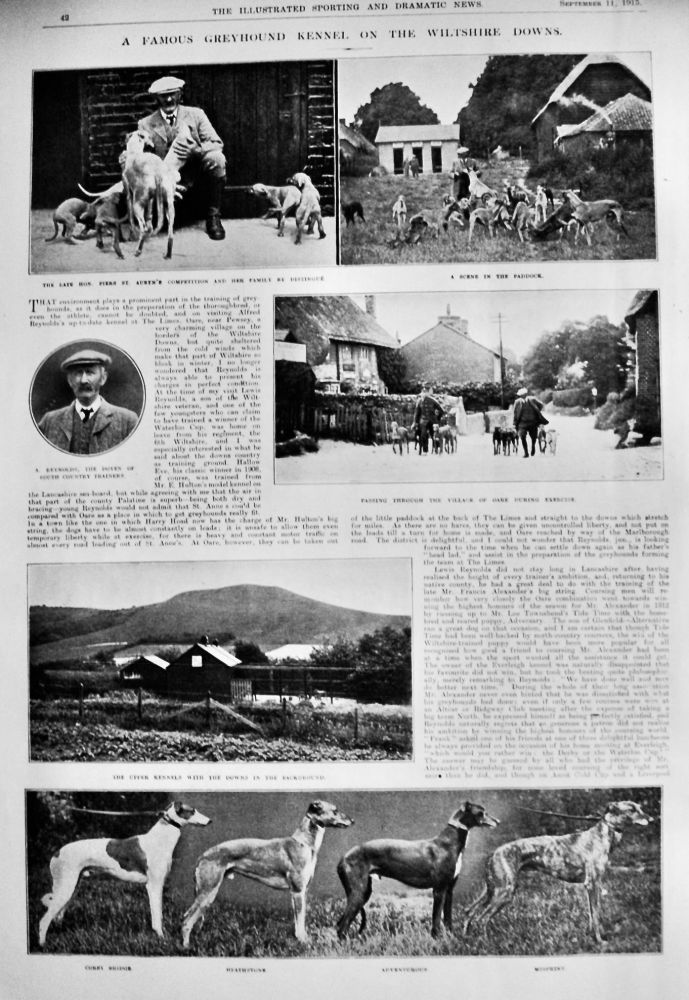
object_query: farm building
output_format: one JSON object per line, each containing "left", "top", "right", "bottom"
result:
{"left": 531, "top": 54, "right": 651, "bottom": 161}
{"left": 555, "top": 93, "right": 653, "bottom": 155}
{"left": 119, "top": 654, "right": 169, "bottom": 688}
{"left": 164, "top": 640, "right": 242, "bottom": 695}
{"left": 266, "top": 644, "right": 322, "bottom": 662}
{"left": 374, "top": 124, "right": 459, "bottom": 175}
{"left": 400, "top": 308, "right": 502, "bottom": 385}
{"left": 625, "top": 290, "right": 660, "bottom": 444}
{"left": 339, "top": 119, "right": 378, "bottom": 174}
{"left": 274, "top": 295, "right": 399, "bottom": 393}
{"left": 31, "top": 61, "right": 335, "bottom": 218}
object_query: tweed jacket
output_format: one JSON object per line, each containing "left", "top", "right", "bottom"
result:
{"left": 38, "top": 398, "right": 139, "bottom": 454}
{"left": 513, "top": 395, "right": 548, "bottom": 429}
{"left": 138, "top": 106, "right": 224, "bottom": 160}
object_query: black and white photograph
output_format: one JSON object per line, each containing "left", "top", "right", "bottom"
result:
{"left": 26, "top": 787, "right": 660, "bottom": 957}
{"left": 31, "top": 61, "right": 336, "bottom": 272}
{"left": 338, "top": 53, "right": 655, "bottom": 264}
{"left": 29, "top": 558, "right": 412, "bottom": 763}
{"left": 274, "top": 288, "right": 662, "bottom": 484}
{"left": 31, "top": 339, "right": 145, "bottom": 456}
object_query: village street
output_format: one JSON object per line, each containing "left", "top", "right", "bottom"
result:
{"left": 275, "top": 413, "right": 663, "bottom": 486}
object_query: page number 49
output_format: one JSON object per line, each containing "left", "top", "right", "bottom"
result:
{"left": 60, "top": 13, "right": 69, "bottom": 20}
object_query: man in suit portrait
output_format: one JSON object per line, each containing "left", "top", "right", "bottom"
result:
{"left": 37, "top": 350, "right": 139, "bottom": 455}
{"left": 138, "top": 75, "right": 227, "bottom": 241}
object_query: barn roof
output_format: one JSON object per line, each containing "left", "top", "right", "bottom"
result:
{"left": 338, "top": 120, "right": 377, "bottom": 154}
{"left": 275, "top": 297, "right": 399, "bottom": 354}
{"left": 532, "top": 54, "right": 651, "bottom": 125}
{"left": 625, "top": 289, "right": 657, "bottom": 331}
{"left": 195, "top": 643, "right": 242, "bottom": 667}
{"left": 137, "top": 654, "right": 169, "bottom": 669}
{"left": 375, "top": 124, "right": 459, "bottom": 144}
{"left": 557, "top": 93, "right": 652, "bottom": 139}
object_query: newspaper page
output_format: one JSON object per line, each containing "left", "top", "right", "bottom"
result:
{"left": 1, "top": 0, "right": 687, "bottom": 997}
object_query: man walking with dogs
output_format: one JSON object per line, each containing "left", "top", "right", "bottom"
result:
{"left": 513, "top": 387, "right": 548, "bottom": 458}
{"left": 138, "top": 76, "right": 227, "bottom": 241}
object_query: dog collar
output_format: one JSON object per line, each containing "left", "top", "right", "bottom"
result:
{"left": 159, "top": 812, "right": 183, "bottom": 829}
{"left": 455, "top": 822, "right": 469, "bottom": 831}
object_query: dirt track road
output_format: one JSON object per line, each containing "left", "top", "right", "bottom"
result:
{"left": 276, "top": 414, "right": 663, "bottom": 486}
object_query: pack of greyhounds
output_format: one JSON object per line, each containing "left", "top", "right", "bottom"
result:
{"left": 336, "top": 801, "right": 499, "bottom": 939}
{"left": 463, "top": 800, "right": 652, "bottom": 944}
{"left": 181, "top": 800, "right": 353, "bottom": 947}
{"left": 38, "top": 802, "right": 211, "bottom": 947}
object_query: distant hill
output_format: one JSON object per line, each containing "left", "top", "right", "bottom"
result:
{"left": 30, "top": 584, "right": 411, "bottom": 664}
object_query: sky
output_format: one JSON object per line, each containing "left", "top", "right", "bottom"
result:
{"left": 28, "top": 558, "right": 413, "bottom": 616}
{"left": 354, "top": 289, "right": 636, "bottom": 360}
{"left": 338, "top": 52, "right": 652, "bottom": 128}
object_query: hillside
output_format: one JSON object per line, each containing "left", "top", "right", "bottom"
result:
{"left": 30, "top": 584, "right": 411, "bottom": 663}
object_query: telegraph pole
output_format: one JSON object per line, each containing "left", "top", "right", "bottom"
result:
{"left": 492, "top": 312, "right": 507, "bottom": 408}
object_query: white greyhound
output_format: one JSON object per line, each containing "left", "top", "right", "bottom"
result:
{"left": 38, "top": 801, "right": 211, "bottom": 946}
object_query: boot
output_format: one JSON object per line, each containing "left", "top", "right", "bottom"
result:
{"left": 206, "top": 177, "right": 226, "bottom": 240}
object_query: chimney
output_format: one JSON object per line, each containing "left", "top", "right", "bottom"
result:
{"left": 365, "top": 295, "right": 376, "bottom": 319}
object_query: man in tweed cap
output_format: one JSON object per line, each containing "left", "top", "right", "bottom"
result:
{"left": 138, "top": 75, "right": 227, "bottom": 240}
{"left": 37, "top": 350, "right": 139, "bottom": 455}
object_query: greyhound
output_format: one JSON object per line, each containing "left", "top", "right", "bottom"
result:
{"left": 337, "top": 801, "right": 499, "bottom": 939}
{"left": 38, "top": 802, "right": 211, "bottom": 947}
{"left": 181, "top": 800, "right": 353, "bottom": 947}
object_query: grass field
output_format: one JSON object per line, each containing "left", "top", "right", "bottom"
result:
{"left": 28, "top": 866, "right": 660, "bottom": 957}
{"left": 30, "top": 694, "right": 412, "bottom": 762}
{"left": 340, "top": 169, "right": 656, "bottom": 265}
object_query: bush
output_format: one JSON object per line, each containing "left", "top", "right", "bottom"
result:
{"left": 552, "top": 386, "right": 593, "bottom": 408}
{"left": 528, "top": 141, "right": 654, "bottom": 205}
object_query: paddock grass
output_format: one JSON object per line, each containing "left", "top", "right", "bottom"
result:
{"left": 340, "top": 171, "right": 656, "bottom": 265}
{"left": 28, "top": 867, "right": 660, "bottom": 957}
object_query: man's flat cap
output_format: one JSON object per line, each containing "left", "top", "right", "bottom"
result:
{"left": 148, "top": 76, "right": 185, "bottom": 95}
{"left": 61, "top": 350, "right": 111, "bottom": 371}
{"left": 516, "top": 387, "right": 528, "bottom": 397}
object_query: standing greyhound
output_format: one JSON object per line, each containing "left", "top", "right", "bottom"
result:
{"left": 336, "top": 801, "right": 499, "bottom": 939}
{"left": 38, "top": 802, "right": 211, "bottom": 947}
{"left": 463, "top": 800, "right": 652, "bottom": 944}
{"left": 181, "top": 800, "right": 353, "bottom": 947}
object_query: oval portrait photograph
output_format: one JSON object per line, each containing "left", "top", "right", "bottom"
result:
{"left": 30, "top": 340, "right": 145, "bottom": 456}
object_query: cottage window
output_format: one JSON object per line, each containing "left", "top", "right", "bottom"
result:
{"left": 191, "top": 655, "right": 203, "bottom": 668}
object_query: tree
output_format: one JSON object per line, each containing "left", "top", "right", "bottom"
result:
{"left": 234, "top": 640, "right": 269, "bottom": 664}
{"left": 458, "top": 55, "right": 584, "bottom": 158}
{"left": 522, "top": 316, "right": 630, "bottom": 395}
{"left": 377, "top": 347, "right": 408, "bottom": 394}
{"left": 346, "top": 626, "right": 412, "bottom": 704}
{"left": 353, "top": 83, "right": 439, "bottom": 144}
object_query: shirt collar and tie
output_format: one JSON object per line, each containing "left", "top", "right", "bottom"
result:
{"left": 76, "top": 397, "right": 102, "bottom": 422}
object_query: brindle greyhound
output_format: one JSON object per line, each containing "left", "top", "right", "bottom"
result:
{"left": 463, "top": 800, "right": 652, "bottom": 944}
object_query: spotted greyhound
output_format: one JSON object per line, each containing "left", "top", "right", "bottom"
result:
{"left": 38, "top": 801, "right": 211, "bottom": 946}
{"left": 181, "top": 800, "right": 353, "bottom": 947}
{"left": 463, "top": 800, "right": 652, "bottom": 944}
{"left": 336, "top": 801, "right": 499, "bottom": 939}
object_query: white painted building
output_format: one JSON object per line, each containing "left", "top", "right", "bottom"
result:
{"left": 374, "top": 124, "right": 460, "bottom": 175}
